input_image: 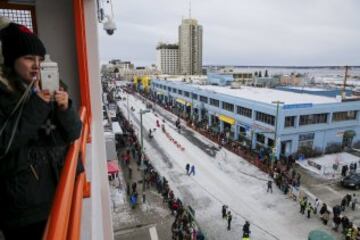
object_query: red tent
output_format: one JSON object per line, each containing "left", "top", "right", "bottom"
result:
{"left": 107, "top": 160, "right": 120, "bottom": 174}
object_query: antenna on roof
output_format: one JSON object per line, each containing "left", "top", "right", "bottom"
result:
{"left": 189, "top": 0, "right": 192, "bottom": 19}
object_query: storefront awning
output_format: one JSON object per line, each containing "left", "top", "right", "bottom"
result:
{"left": 219, "top": 114, "right": 235, "bottom": 125}
{"left": 176, "top": 98, "right": 186, "bottom": 105}
{"left": 176, "top": 98, "right": 192, "bottom": 106}
{"left": 344, "top": 130, "right": 356, "bottom": 138}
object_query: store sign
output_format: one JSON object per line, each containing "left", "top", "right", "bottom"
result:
{"left": 299, "top": 133, "right": 315, "bottom": 141}
{"left": 252, "top": 123, "right": 273, "bottom": 132}
{"left": 336, "top": 131, "right": 344, "bottom": 137}
{"left": 283, "top": 103, "right": 313, "bottom": 110}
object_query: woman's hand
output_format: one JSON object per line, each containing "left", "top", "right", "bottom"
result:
{"left": 54, "top": 89, "right": 69, "bottom": 111}
{"left": 34, "top": 80, "right": 51, "bottom": 103}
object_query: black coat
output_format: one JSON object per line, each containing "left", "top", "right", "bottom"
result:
{"left": 0, "top": 80, "right": 82, "bottom": 228}
{"left": 243, "top": 223, "right": 250, "bottom": 233}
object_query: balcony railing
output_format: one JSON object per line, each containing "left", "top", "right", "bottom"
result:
{"left": 43, "top": 106, "right": 91, "bottom": 240}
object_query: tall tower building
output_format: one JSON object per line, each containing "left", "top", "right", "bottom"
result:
{"left": 156, "top": 43, "right": 180, "bottom": 75}
{"left": 178, "top": 18, "right": 203, "bottom": 75}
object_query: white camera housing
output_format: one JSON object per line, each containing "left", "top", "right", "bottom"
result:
{"left": 103, "top": 17, "right": 116, "bottom": 35}
{"left": 40, "top": 54, "right": 59, "bottom": 94}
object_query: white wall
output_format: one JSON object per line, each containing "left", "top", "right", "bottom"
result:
{"left": 36, "top": 0, "right": 80, "bottom": 108}
{"left": 83, "top": 0, "right": 114, "bottom": 239}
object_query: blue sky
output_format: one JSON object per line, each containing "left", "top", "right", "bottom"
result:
{"left": 99, "top": 0, "right": 360, "bottom": 67}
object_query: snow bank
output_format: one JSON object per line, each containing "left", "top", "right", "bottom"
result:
{"left": 296, "top": 153, "right": 360, "bottom": 179}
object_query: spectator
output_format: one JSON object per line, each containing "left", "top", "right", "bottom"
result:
{"left": 267, "top": 180, "right": 273, "bottom": 193}
{"left": 320, "top": 203, "right": 328, "bottom": 216}
{"left": 227, "top": 211, "right": 232, "bottom": 230}
{"left": 345, "top": 194, "right": 352, "bottom": 207}
{"left": 313, "top": 198, "right": 320, "bottom": 214}
{"left": 189, "top": 165, "right": 195, "bottom": 176}
{"left": 352, "top": 194, "right": 358, "bottom": 211}
{"left": 321, "top": 210, "right": 329, "bottom": 225}
{"left": 0, "top": 18, "right": 82, "bottom": 239}
{"left": 332, "top": 215, "right": 341, "bottom": 232}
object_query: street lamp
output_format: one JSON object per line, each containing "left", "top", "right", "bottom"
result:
{"left": 126, "top": 92, "right": 130, "bottom": 121}
{"left": 140, "top": 109, "right": 151, "bottom": 193}
{"left": 271, "top": 100, "right": 284, "bottom": 166}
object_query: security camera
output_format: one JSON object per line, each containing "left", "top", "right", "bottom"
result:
{"left": 103, "top": 16, "right": 116, "bottom": 35}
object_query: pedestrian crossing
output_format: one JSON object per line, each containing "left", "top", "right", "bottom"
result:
{"left": 149, "top": 226, "right": 159, "bottom": 240}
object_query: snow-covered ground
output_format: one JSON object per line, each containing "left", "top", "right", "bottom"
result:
{"left": 297, "top": 153, "right": 360, "bottom": 180}
{"left": 117, "top": 94, "right": 336, "bottom": 240}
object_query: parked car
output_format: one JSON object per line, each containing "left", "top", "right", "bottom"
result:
{"left": 341, "top": 173, "right": 360, "bottom": 190}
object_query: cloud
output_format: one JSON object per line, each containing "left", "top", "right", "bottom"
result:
{"left": 99, "top": 0, "right": 360, "bottom": 66}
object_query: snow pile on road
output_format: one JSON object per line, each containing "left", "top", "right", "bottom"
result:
{"left": 296, "top": 153, "right": 360, "bottom": 179}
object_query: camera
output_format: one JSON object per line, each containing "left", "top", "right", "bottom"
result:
{"left": 40, "top": 54, "right": 59, "bottom": 95}
{"left": 103, "top": 17, "right": 116, "bottom": 35}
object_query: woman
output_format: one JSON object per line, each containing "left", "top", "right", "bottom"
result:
{"left": 0, "top": 18, "right": 82, "bottom": 239}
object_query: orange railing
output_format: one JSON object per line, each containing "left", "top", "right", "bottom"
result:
{"left": 43, "top": 107, "right": 91, "bottom": 240}
{"left": 74, "top": 0, "right": 92, "bottom": 128}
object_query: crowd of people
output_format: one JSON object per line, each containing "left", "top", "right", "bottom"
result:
{"left": 116, "top": 110, "right": 205, "bottom": 239}
{"left": 297, "top": 193, "right": 360, "bottom": 239}
{"left": 341, "top": 162, "right": 359, "bottom": 177}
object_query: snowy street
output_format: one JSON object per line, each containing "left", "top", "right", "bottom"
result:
{"left": 117, "top": 93, "right": 338, "bottom": 240}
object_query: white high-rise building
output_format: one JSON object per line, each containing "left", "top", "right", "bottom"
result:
{"left": 179, "top": 18, "right": 203, "bottom": 75}
{"left": 156, "top": 43, "right": 180, "bottom": 75}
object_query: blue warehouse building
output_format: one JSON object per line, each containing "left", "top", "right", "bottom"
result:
{"left": 151, "top": 79, "right": 360, "bottom": 158}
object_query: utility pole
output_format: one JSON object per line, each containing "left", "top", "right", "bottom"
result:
{"left": 127, "top": 92, "right": 130, "bottom": 121}
{"left": 271, "top": 100, "right": 284, "bottom": 166}
{"left": 342, "top": 65, "right": 349, "bottom": 100}
{"left": 139, "top": 109, "right": 150, "bottom": 193}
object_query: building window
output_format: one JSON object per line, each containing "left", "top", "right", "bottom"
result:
{"left": 200, "top": 96, "right": 208, "bottom": 103}
{"left": 184, "top": 91, "right": 190, "bottom": 97}
{"left": 0, "top": 5, "right": 36, "bottom": 33}
{"left": 209, "top": 98, "right": 219, "bottom": 107}
{"left": 168, "top": 87, "right": 171, "bottom": 91}
{"left": 267, "top": 138, "right": 274, "bottom": 147}
{"left": 284, "top": 116, "right": 296, "bottom": 128}
{"left": 222, "top": 102, "right": 234, "bottom": 112}
{"left": 237, "top": 106, "right": 252, "bottom": 118}
{"left": 178, "top": 90, "right": 183, "bottom": 95}
{"left": 256, "top": 133, "right": 265, "bottom": 144}
{"left": 192, "top": 93, "right": 198, "bottom": 99}
{"left": 239, "top": 126, "right": 246, "bottom": 135}
{"left": 299, "top": 113, "right": 328, "bottom": 126}
{"left": 255, "top": 111, "right": 275, "bottom": 126}
{"left": 172, "top": 88, "right": 177, "bottom": 93}
{"left": 332, "top": 111, "right": 357, "bottom": 122}
{"left": 298, "top": 133, "right": 315, "bottom": 149}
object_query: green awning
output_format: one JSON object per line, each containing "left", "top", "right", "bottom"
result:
{"left": 344, "top": 130, "right": 356, "bottom": 138}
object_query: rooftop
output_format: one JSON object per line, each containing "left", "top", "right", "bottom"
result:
{"left": 156, "top": 43, "right": 179, "bottom": 50}
{"left": 192, "top": 85, "right": 340, "bottom": 105}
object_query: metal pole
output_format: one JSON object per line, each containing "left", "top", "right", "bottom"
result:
{"left": 127, "top": 92, "right": 130, "bottom": 121}
{"left": 191, "top": 96, "right": 194, "bottom": 121}
{"left": 140, "top": 110, "right": 146, "bottom": 193}
{"left": 272, "top": 100, "right": 283, "bottom": 166}
{"left": 274, "top": 102, "right": 280, "bottom": 152}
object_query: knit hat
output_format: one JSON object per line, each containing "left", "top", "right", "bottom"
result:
{"left": 0, "top": 16, "right": 46, "bottom": 68}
